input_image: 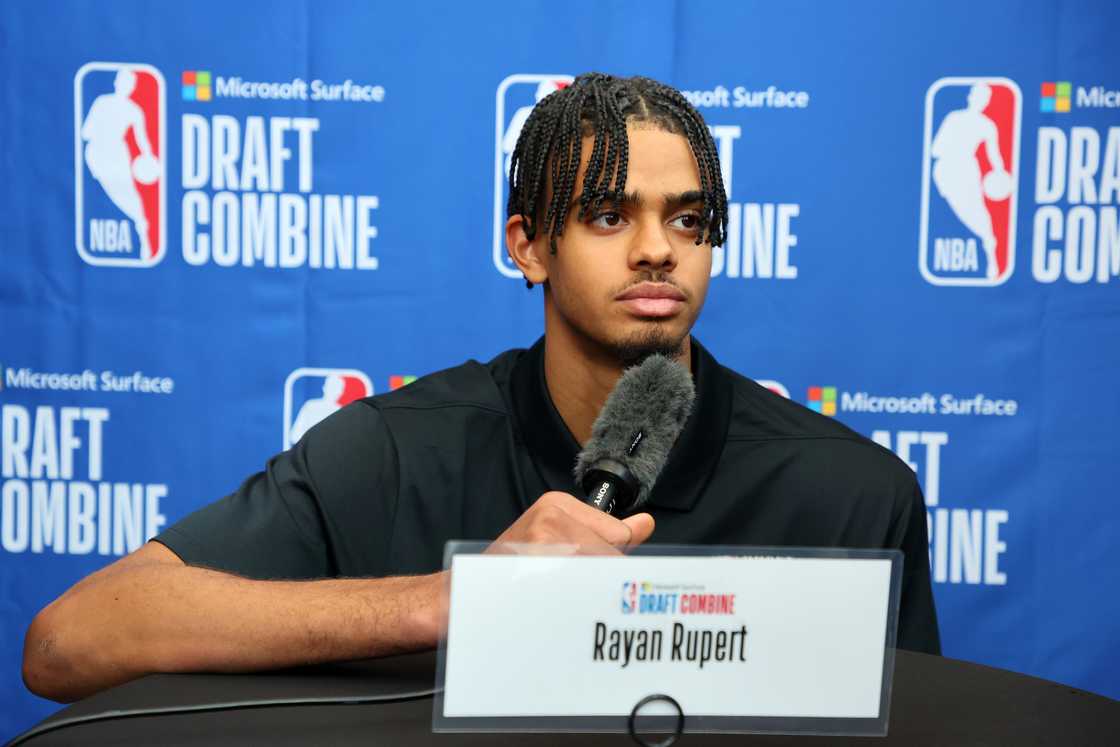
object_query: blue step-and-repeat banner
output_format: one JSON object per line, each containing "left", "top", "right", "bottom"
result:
{"left": 2, "top": 0, "right": 1118, "bottom": 737}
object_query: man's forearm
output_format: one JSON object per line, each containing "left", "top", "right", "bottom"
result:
{"left": 23, "top": 560, "right": 446, "bottom": 703}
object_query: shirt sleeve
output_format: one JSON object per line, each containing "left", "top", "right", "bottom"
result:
{"left": 891, "top": 479, "right": 942, "bottom": 655}
{"left": 154, "top": 401, "right": 398, "bottom": 580}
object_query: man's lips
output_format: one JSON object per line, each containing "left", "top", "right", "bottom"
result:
{"left": 616, "top": 283, "right": 687, "bottom": 317}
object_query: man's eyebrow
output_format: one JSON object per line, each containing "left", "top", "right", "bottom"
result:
{"left": 570, "top": 189, "right": 705, "bottom": 214}
{"left": 663, "top": 190, "right": 705, "bottom": 209}
{"left": 612, "top": 190, "right": 705, "bottom": 209}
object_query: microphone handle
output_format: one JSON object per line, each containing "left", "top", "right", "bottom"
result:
{"left": 583, "top": 472, "right": 624, "bottom": 515}
{"left": 580, "top": 459, "right": 639, "bottom": 516}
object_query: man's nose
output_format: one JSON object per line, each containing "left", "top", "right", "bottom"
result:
{"left": 628, "top": 217, "right": 677, "bottom": 272}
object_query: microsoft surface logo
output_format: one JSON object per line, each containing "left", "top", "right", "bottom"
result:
{"left": 807, "top": 386, "right": 837, "bottom": 416}
{"left": 389, "top": 375, "right": 417, "bottom": 390}
{"left": 1040, "top": 81, "right": 1071, "bottom": 112}
{"left": 182, "top": 70, "right": 212, "bottom": 101}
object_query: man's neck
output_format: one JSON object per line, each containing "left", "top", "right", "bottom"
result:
{"left": 542, "top": 326, "right": 692, "bottom": 446}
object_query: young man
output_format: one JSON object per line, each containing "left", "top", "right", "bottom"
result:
{"left": 23, "top": 73, "right": 939, "bottom": 703}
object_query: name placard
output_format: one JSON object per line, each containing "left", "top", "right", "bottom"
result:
{"left": 434, "top": 544, "right": 901, "bottom": 736}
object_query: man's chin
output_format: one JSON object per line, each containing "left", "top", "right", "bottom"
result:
{"left": 607, "top": 326, "right": 688, "bottom": 367}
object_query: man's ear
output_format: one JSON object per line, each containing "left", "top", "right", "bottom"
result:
{"left": 505, "top": 214, "right": 549, "bottom": 285}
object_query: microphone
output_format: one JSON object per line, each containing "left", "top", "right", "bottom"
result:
{"left": 573, "top": 354, "right": 696, "bottom": 516}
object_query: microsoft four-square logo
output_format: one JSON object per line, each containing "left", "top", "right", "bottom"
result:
{"left": 1040, "top": 81, "right": 1070, "bottom": 112}
{"left": 182, "top": 70, "right": 212, "bottom": 101}
{"left": 389, "top": 375, "right": 417, "bottom": 390}
{"left": 807, "top": 386, "right": 837, "bottom": 416}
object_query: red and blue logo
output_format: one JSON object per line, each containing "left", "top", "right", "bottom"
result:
{"left": 74, "top": 62, "right": 166, "bottom": 267}
{"left": 920, "top": 77, "right": 1021, "bottom": 286}
{"left": 493, "top": 74, "right": 573, "bottom": 278}
{"left": 756, "top": 379, "right": 790, "bottom": 399}
{"left": 621, "top": 581, "right": 639, "bottom": 614}
{"left": 283, "top": 368, "right": 372, "bottom": 449}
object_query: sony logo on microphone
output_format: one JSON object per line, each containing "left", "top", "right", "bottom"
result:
{"left": 593, "top": 482, "right": 610, "bottom": 507}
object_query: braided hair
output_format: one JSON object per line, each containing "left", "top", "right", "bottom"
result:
{"left": 506, "top": 73, "right": 728, "bottom": 287}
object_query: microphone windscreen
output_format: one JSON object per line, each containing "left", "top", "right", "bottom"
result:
{"left": 573, "top": 354, "right": 695, "bottom": 509}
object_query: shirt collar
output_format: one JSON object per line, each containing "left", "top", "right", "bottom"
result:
{"left": 509, "top": 336, "right": 732, "bottom": 513}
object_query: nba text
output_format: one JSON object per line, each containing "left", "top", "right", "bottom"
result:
{"left": 181, "top": 114, "right": 379, "bottom": 269}
{"left": 1, "top": 406, "right": 167, "bottom": 556}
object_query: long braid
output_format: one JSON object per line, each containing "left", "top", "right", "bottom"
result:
{"left": 507, "top": 73, "right": 728, "bottom": 283}
{"left": 597, "top": 78, "right": 629, "bottom": 215}
{"left": 578, "top": 82, "right": 609, "bottom": 220}
{"left": 546, "top": 83, "right": 591, "bottom": 252}
{"left": 509, "top": 93, "right": 559, "bottom": 243}
{"left": 522, "top": 102, "right": 560, "bottom": 240}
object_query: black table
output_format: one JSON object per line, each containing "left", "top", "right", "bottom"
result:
{"left": 11, "top": 651, "right": 1119, "bottom": 745}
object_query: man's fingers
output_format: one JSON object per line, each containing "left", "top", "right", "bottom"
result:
{"left": 532, "top": 517, "right": 623, "bottom": 556}
{"left": 541, "top": 492, "right": 637, "bottom": 547}
{"left": 622, "top": 513, "right": 655, "bottom": 547}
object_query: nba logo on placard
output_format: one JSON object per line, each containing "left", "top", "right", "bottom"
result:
{"left": 621, "top": 581, "right": 638, "bottom": 614}
{"left": 74, "top": 62, "right": 166, "bottom": 267}
{"left": 493, "top": 74, "right": 573, "bottom": 277}
{"left": 283, "top": 368, "right": 373, "bottom": 449}
{"left": 919, "top": 77, "right": 1021, "bottom": 286}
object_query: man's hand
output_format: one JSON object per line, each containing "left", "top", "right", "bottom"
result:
{"left": 487, "top": 491, "right": 655, "bottom": 555}
{"left": 416, "top": 493, "right": 654, "bottom": 649}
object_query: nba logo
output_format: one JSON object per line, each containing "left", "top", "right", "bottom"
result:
{"left": 621, "top": 581, "right": 638, "bottom": 614}
{"left": 756, "top": 379, "right": 790, "bottom": 399}
{"left": 920, "top": 77, "right": 1021, "bottom": 286}
{"left": 283, "top": 368, "right": 373, "bottom": 449}
{"left": 493, "top": 74, "right": 573, "bottom": 277}
{"left": 74, "top": 62, "right": 166, "bottom": 267}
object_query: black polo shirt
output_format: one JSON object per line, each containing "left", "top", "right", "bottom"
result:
{"left": 156, "top": 337, "right": 940, "bottom": 654}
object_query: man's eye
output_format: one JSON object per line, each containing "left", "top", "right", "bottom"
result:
{"left": 589, "top": 212, "right": 624, "bottom": 228}
{"left": 671, "top": 213, "right": 701, "bottom": 231}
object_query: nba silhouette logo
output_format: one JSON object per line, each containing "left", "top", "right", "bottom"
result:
{"left": 283, "top": 368, "right": 373, "bottom": 449}
{"left": 74, "top": 62, "right": 166, "bottom": 267}
{"left": 492, "top": 74, "right": 574, "bottom": 277}
{"left": 621, "top": 581, "right": 638, "bottom": 614}
{"left": 920, "top": 77, "right": 1021, "bottom": 286}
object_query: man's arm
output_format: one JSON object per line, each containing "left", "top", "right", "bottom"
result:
{"left": 22, "top": 492, "right": 654, "bottom": 703}
{"left": 22, "top": 540, "right": 446, "bottom": 703}
{"left": 893, "top": 481, "right": 941, "bottom": 654}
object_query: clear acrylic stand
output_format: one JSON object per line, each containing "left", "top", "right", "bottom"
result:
{"left": 433, "top": 542, "right": 901, "bottom": 737}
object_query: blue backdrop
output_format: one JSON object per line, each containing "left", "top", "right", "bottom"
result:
{"left": 2, "top": 0, "right": 1118, "bottom": 738}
